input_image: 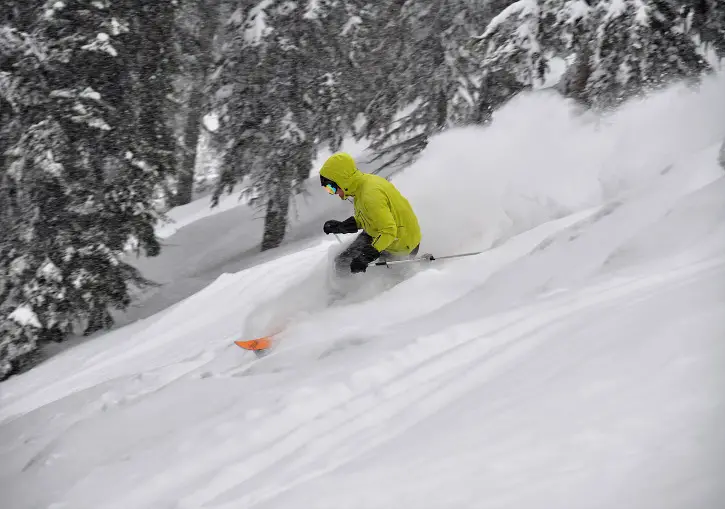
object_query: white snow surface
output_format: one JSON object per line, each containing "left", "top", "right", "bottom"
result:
{"left": 1, "top": 75, "right": 725, "bottom": 509}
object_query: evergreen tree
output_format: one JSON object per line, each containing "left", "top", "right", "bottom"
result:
{"left": 585, "top": 0, "right": 709, "bottom": 108}
{"left": 359, "top": 0, "right": 490, "bottom": 170}
{"left": 475, "top": 0, "right": 713, "bottom": 110}
{"left": 475, "top": 0, "right": 590, "bottom": 96}
{"left": 214, "top": 0, "right": 358, "bottom": 250}
{"left": 682, "top": 0, "right": 725, "bottom": 59}
{"left": 0, "top": 0, "right": 176, "bottom": 379}
{"left": 127, "top": 1, "right": 178, "bottom": 209}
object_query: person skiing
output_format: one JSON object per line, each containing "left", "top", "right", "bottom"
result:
{"left": 319, "top": 152, "right": 421, "bottom": 274}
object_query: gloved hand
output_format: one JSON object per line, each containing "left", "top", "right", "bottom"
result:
{"left": 323, "top": 216, "right": 358, "bottom": 235}
{"left": 323, "top": 220, "right": 343, "bottom": 234}
{"left": 350, "top": 243, "right": 380, "bottom": 274}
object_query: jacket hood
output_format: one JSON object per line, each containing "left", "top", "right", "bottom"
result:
{"left": 319, "top": 153, "right": 363, "bottom": 196}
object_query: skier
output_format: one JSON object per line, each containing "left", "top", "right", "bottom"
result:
{"left": 319, "top": 152, "right": 421, "bottom": 274}
{"left": 234, "top": 153, "right": 422, "bottom": 354}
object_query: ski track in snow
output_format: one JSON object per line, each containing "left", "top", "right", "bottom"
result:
{"left": 176, "top": 257, "right": 725, "bottom": 509}
{"left": 61, "top": 208, "right": 608, "bottom": 509}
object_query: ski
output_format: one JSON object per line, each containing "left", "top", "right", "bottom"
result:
{"left": 234, "top": 336, "right": 275, "bottom": 358}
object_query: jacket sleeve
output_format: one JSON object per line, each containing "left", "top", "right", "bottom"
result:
{"left": 365, "top": 189, "right": 398, "bottom": 252}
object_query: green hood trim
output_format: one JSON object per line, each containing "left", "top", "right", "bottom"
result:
{"left": 319, "top": 153, "right": 363, "bottom": 196}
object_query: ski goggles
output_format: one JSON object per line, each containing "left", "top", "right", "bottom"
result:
{"left": 324, "top": 183, "right": 337, "bottom": 195}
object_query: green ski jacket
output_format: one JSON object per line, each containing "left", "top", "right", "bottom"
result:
{"left": 320, "top": 153, "right": 421, "bottom": 254}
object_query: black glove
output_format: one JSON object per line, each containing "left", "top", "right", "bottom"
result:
{"left": 323, "top": 216, "right": 358, "bottom": 235}
{"left": 350, "top": 243, "right": 380, "bottom": 274}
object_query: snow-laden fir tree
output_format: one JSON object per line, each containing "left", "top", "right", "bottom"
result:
{"left": 358, "top": 0, "right": 490, "bottom": 170}
{"left": 475, "top": 0, "right": 591, "bottom": 99}
{"left": 681, "top": 0, "right": 725, "bottom": 59}
{"left": 0, "top": 1, "right": 176, "bottom": 379}
{"left": 476, "top": 0, "right": 714, "bottom": 110}
{"left": 585, "top": 0, "right": 709, "bottom": 108}
{"left": 214, "top": 0, "right": 360, "bottom": 250}
{"left": 471, "top": 0, "right": 587, "bottom": 118}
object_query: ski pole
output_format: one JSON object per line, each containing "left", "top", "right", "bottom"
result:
{"left": 370, "top": 251, "right": 482, "bottom": 267}
{"left": 333, "top": 234, "right": 343, "bottom": 244}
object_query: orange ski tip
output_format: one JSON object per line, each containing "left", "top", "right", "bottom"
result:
{"left": 234, "top": 337, "right": 273, "bottom": 351}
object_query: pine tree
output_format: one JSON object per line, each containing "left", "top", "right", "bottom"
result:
{"left": 359, "top": 0, "right": 490, "bottom": 170}
{"left": 0, "top": 0, "right": 175, "bottom": 379}
{"left": 585, "top": 0, "right": 709, "bottom": 108}
{"left": 475, "top": 0, "right": 713, "bottom": 110}
{"left": 682, "top": 0, "right": 725, "bottom": 59}
{"left": 475, "top": 0, "right": 590, "bottom": 95}
{"left": 214, "top": 0, "right": 358, "bottom": 250}
{"left": 476, "top": 0, "right": 547, "bottom": 87}
{"left": 127, "top": 1, "right": 178, "bottom": 211}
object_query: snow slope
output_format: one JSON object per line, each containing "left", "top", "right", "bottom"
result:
{"left": 116, "top": 145, "right": 384, "bottom": 328}
{"left": 1, "top": 76, "right": 725, "bottom": 509}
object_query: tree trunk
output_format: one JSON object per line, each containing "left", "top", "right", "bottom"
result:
{"left": 175, "top": 87, "right": 203, "bottom": 205}
{"left": 174, "top": 0, "right": 221, "bottom": 206}
{"left": 84, "top": 307, "right": 113, "bottom": 336}
{"left": 261, "top": 186, "right": 291, "bottom": 251}
{"left": 561, "top": 44, "right": 593, "bottom": 106}
{"left": 436, "top": 89, "right": 448, "bottom": 130}
{"left": 474, "top": 71, "right": 523, "bottom": 124}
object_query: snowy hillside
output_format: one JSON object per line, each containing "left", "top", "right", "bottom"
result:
{"left": 1, "top": 76, "right": 724, "bottom": 509}
{"left": 114, "top": 143, "right": 386, "bottom": 328}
